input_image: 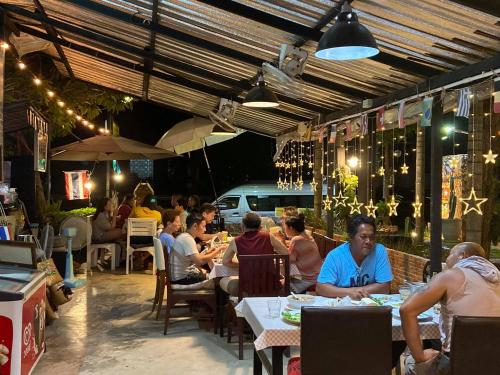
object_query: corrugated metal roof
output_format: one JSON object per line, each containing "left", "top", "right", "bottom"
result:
{"left": 3, "top": 0, "right": 500, "bottom": 136}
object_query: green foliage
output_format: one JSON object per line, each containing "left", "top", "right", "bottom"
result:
{"left": 301, "top": 208, "right": 326, "bottom": 230}
{"left": 42, "top": 201, "right": 95, "bottom": 231}
{"left": 4, "top": 55, "right": 133, "bottom": 138}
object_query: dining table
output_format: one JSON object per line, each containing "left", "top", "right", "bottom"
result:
{"left": 235, "top": 295, "right": 441, "bottom": 375}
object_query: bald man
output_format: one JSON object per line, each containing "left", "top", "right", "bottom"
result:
{"left": 400, "top": 242, "right": 500, "bottom": 375}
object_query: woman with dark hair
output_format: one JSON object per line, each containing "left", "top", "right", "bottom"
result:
{"left": 92, "top": 197, "right": 123, "bottom": 243}
{"left": 284, "top": 214, "right": 323, "bottom": 293}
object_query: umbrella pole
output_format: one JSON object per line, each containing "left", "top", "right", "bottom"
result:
{"left": 202, "top": 146, "right": 223, "bottom": 230}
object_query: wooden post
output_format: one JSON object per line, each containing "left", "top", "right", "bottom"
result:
{"left": 430, "top": 96, "right": 443, "bottom": 274}
{"left": 464, "top": 96, "right": 485, "bottom": 244}
{"left": 313, "top": 140, "right": 322, "bottom": 220}
{"left": 415, "top": 126, "right": 425, "bottom": 243}
{"left": 0, "top": 17, "right": 5, "bottom": 182}
{"left": 326, "top": 136, "right": 335, "bottom": 238}
{"left": 359, "top": 130, "right": 369, "bottom": 204}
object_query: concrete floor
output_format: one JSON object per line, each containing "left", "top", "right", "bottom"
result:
{"left": 34, "top": 271, "right": 261, "bottom": 375}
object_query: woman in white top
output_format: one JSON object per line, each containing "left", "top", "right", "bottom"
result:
{"left": 92, "top": 197, "right": 123, "bottom": 243}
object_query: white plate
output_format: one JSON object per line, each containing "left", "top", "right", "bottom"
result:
{"left": 392, "top": 308, "right": 434, "bottom": 321}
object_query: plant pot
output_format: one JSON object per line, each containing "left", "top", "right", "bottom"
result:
{"left": 442, "top": 219, "right": 461, "bottom": 242}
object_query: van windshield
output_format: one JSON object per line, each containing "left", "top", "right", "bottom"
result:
{"left": 246, "top": 195, "right": 313, "bottom": 211}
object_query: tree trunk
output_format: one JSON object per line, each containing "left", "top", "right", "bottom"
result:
{"left": 481, "top": 101, "right": 500, "bottom": 258}
{"left": 313, "top": 140, "right": 323, "bottom": 219}
{"left": 415, "top": 126, "right": 425, "bottom": 243}
{"left": 464, "top": 96, "right": 485, "bottom": 245}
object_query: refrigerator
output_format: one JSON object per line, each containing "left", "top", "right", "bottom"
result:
{"left": 0, "top": 266, "right": 46, "bottom": 375}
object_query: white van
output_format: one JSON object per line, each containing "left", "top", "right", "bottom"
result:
{"left": 214, "top": 183, "right": 326, "bottom": 225}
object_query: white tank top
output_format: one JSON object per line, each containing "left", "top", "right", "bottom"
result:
{"left": 440, "top": 268, "right": 500, "bottom": 352}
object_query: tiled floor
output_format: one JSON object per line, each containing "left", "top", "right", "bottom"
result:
{"left": 34, "top": 271, "right": 258, "bottom": 375}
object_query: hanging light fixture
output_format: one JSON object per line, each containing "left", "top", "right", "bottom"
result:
{"left": 211, "top": 124, "right": 236, "bottom": 136}
{"left": 242, "top": 70, "right": 279, "bottom": 108}
{"left": 315, "top": 1, "right": 379, "bottom": 61}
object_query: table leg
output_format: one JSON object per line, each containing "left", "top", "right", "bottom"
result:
{"left": 272, "top": 346, "right": 286, "bottom": 375}
{"left": 253, "top": 347, "right": 262, "bottom": 375}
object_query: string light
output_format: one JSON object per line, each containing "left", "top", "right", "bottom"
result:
{"left": 3, "top": 41, "right": 104, "bottom": 135}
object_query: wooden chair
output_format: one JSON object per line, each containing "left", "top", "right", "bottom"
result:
{"left": 450, "top": 316, "right": 500, "bottom": 375}
{"left": 151, "top": 237, "right": 166, "bottom": 320}
{"left": 288, "top": 306, "right": 392, "bottom": 375}
{"left": 228, "top": 253, "right": 290, "bottom": 360}
{"left": 163, "top": 250, "right": 217, "bottom": 335}
{"left": 125, "top": 218, "right": 157, "bottom": 275}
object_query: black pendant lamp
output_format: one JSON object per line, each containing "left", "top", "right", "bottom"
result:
{"left": 315, "top": 1, "right": 379, "bottom": 61}
{"left": 242, "top": 70, "right": 279, "bottom": 108}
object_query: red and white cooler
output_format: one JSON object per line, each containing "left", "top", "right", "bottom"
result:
{"left": 0, "top": 266, "right": 46, "bottom": 375}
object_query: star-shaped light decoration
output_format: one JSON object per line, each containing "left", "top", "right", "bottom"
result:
{"left": 450, "top": 157, "right": 460, "bottom": 170}
{"left": 275, "top": 161, "right": 280, "bottom": 168}
{"left": 285, "top": 162, "right": 291, "bottom": 169}
{"left": 296, "top": 178, "right": 304, "bottom": 191}
{"left": 400, "top": 163, "right": 409, "bottom": 174}
{"left": 378, "top": 166, "right": 385, "bottom": 176}
{"left": 276, "top": 178, "right": 283, "bottom": 189}
{"left": 483, "top": 149, "right": 498, "bottom": 164}
{"left": 299, "top": 159, "right": 304, "bottom": 167}
{"left": 333, "top": 189, "right": 348, "bottom": 207}
{"left": 348, "top": 196, "right": 364, "bottom": 215}
{"left": 412, "top": 196, "right": 422, "bottom": 218}
{"left": 461, "top": 187, "right": 487, "bottom": 215}
{"left": 308, "top": 161, "right": 314, "bottom": 169}
{"left": 322, "top": 195, "right": 333, "bottom": 211}
{"left": 331, "top": 169, "right": 336, "bottom": 179}
{"left": 291, "top": 161, "right": 297, "bottom": 168}
{"left": 388, "top": 195, "right": 399, "bottom": 217}
{"left": 364, "top": 199, "right": 377, "bottom": 218}
{"left": 309, "top": 177, "right": 318, "bottom": 191}
{"left": 282, "top": 178, "right": 289, "bottom": 191}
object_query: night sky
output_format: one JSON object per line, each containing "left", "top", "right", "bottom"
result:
{"left": 50, "top": 101, "right": 277, "bottom": 207}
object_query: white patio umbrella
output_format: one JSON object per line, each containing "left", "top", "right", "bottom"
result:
{"left": 155, "top": 117, "right": 243, "bottom": 154}
{"left": 51, "top": 135, "right": 178, "bottom": 160}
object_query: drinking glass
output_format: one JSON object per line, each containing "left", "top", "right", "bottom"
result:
{"left": 267, "top": 298, "right": 281, "bottom": 318}
{"left": 399, "top": 286, "right": 411, "bottom": 301}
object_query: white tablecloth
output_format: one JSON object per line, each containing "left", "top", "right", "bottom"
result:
{"left": 235, "top": 296, "right": 441, "bottom": 351}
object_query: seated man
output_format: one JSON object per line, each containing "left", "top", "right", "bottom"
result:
{"left": 220, "top": 212, "right": 289, "bottom": 296}
{"left": 316, "top": 214, "right": 393, "bottom": 299}
{"left": 400, "top": 242, "right": 500, "bottom": 375}
{"left": 130, "top": 194, "right": 162, "bottom": 225}
{"left": 170, "top": 213, "right": 222, "bottom": 287}
{"left": 198, "top": 203, "right": 219, "bottom": 242}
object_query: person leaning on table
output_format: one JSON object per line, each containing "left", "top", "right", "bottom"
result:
{"left": 400, "top": 242, "right": 500, "bottom": 375}
{"left": 316, "top": 214, "right": 393, "bottom": 299}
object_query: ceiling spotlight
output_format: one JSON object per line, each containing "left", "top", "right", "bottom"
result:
{"left": 315, "top": 2, "right": 379, "bottom": 60}
{"left": 1, "top": 42, "right": 9, "bottom": 49}
{"left": 242, "top": 70, "right": 279, "bottom": 108}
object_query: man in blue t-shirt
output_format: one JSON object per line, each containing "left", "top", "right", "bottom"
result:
{"left": 317, "top": 214, "right": 393, "bottom": 300}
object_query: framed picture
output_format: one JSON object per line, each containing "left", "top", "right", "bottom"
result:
{"left": 34, "top": 129, "right": 48, "bottom": 172}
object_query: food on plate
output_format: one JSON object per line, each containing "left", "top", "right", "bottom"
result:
{"left": 286, "top": 294, "right": 316, "bottom": 309}
{"left": 282, "top": 311, "right": 301, "bottom": 324}
{"left": 360, "top": 297, "right": 378, "bottom": 306}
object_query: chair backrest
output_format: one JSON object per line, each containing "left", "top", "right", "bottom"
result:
{"left": 238, "top": 254, "right": 290, "bottom": 300}
{"left": 152, "top": 237, "right": 165, "bottom": 271}
{"left": 450, "top": 315, "right": 500, "bottom": 375}
{"left": 300, "top": 306, "right": 392, "bottom": 375}
{"left": 126, "top": 218, "right": 157, "bottom": 248}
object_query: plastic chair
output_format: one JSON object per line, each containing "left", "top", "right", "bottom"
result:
{"left": 85, "top": 216, "right": 120, "bottom": 273}
{"left": 450, "top": 316, "right": 500, "bottom": 375}
{"left": 151, "top": 237, "right": 166, "bottom": 320}
{"left": 125, "top": 218, "right": 157, "bottom": 275}
{"left": 288, "top": 306, "right": 392, "bottom": 375}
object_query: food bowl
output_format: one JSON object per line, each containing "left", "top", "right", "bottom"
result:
{"left": 287, "top": 294, "right": 316, "bottom": 309}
